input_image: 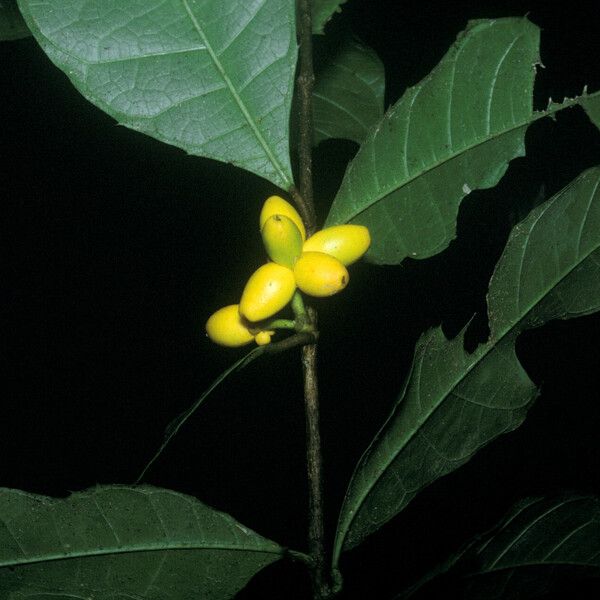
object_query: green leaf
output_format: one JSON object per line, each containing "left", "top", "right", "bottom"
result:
{"left": 313, "top": 36, "right": 385, "bottom": 145}
{"left": 325, "top": 17, "right": 541, "bottom": 263}
{"left": 399, "top": 495, "right": 600, "bottom": 599}
{"left": 334, "top": 165, "right": 600, "bottom": 561}
{"left": 461, "top": 496, "right": 600, "bottom": 599}
{"left": 18, "top": 0, "right": 297, "bottom": 189}
{"left": 582, "top": 92, "right": 600, "bottom": 130}
{"left": 312, "top": 0, "right": 347, "bottom": 35}
{"left": 0, "top": 485, "right": 284, "bottom": 599}
{"left": 0, "top": 0, "right": 29, "bottom": 40}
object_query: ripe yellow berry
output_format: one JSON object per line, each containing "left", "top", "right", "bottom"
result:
{"left": 206, "top": 304, "right": 255, "bottom": 347}
{"left": 302, "top": 224, "right": 371, "bottom": 266}
{"left": 293, "top": 252, "right": 349, "bottom": 297}
{"left": 260, "top": 195, "right": 306, "bottom": 242}
{"left": 239, "top": 262, "right": 296, "bottom": 322}
{"left": 254, "top": 330, "right": 273, "bottom": 346}
{"left": 261, "top": 214, "right": 303, "bottom": 268}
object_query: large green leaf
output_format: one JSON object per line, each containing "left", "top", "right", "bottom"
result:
{"left": 313, "top": 36, "right": 385, "bottom": 145}
{"left": 0, "top": 485, "right": 284, "bottom": 599}
{"left": 18, "top": 0, "right": 297, "bottom": 189}
{"left": 0, "top": 0, "right": 29, "bottom": 40}
{"left": 325, "top": 18, "right": 541, "bottom": 263}
{"left": 312, "top": 0, "right": 347, "bottom": 35}
{"left": 334, "top": 165, "right": 600, "bottom": 561}
{"left": 399, "top": 495, "right": 600, "bottom": 599}
{"left": 325, "top": 19, "right": 600, "bottom": 265}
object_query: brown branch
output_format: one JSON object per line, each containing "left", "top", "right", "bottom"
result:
{"left": 295, "top": 2, "right": 332, "bottom": 599}
{"left": 302, "top": 309, "right": 331, "bottom": 600}
{"left": 291, "top": 0, "right": 318, "bottom": 237}
{"left": 290, "top": 185, "right": 317, "bottom": 236}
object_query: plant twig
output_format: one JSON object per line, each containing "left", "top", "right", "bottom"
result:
{"left": 303, "top": 309, "right": 330, "bottom": 599}
{"left": 134, "top": 332, "right": 316, "bottom": 483}
{"left": 291, "top": 0, "right": 318, "bottom": 237}
{"left": 294, "top": 1, "right": 331, "bottom": 598}
{"left": 290, "top": 185, "right": 317, "bottom": 236}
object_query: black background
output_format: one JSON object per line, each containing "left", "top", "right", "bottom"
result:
{"left": 2, "top": 1, "right": 600, "bottom": 598}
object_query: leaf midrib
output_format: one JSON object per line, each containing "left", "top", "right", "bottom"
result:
{"left": 335, "top": 171, "right": 600, "bottom": 558}
{"left": 0, "top": 541, "right": 283, "bottom": 568}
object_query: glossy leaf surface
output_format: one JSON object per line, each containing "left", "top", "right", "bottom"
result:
{"left": 0, "top": 485, "right": 284, "bottom": 599}
{"left": 326, "top": 18, "right": 540, "bottom": 263}
{"left": 313, "top": 36, "right": 385, "bottom": 145}
{"left": 334, "top": 166, "right": 600, "bottom": 560}
{"left": 18, "top": 0, "right": 297, "bottom": 189}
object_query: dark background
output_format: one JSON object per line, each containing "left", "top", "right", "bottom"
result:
{"left": 2, "top": 1, "right": 600, "bottom": 598}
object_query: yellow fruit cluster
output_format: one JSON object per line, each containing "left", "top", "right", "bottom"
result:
{"left": 206, "top": 196, "right": 370, "bottom": 347}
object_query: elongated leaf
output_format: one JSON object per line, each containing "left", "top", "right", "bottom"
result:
{"left": 0, "top": 485, "right": 284, "bottom": 599}
{"left": 137, "top": 346, "right": 264, "bottom": 483}
{"left": 312, "top": 0, "right": 347, "bottom": 34}
{"left": 399, "top": 496, "right": 600, "bottom": 599}
{"left": 18, "top": 0, "right": 296, "bottom": 189}
{"left": 313, "top": 36, "right": 385, "bottom": 145}
{"left": 334, "top": 165, "right": 600, "bottom": 561}
{"left": 325, "top": 18, "right": 541, "bottom": 263}
{"left": 0, "top": 0, "right": 29, "bottom": 40}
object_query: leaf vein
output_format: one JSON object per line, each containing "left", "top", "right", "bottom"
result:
{"left": 485, "top": 35, "right": 522, "bottom": 135}
{"left": 487, "top": 498, "right": 581, "bottom": 569}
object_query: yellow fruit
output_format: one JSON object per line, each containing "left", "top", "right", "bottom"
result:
{"left": 254, "top": 330, "right": 273, "bottom": 346}
{"left": 261, "top": 214, "right": 303, "bottom": 268}
{"left": 260, "top": 195, "right": 306, "bottom": 242}
{"left": 302, "top": 224, "right": 371, "bottom": 266}
{"left": 293, "top": 252, "right": 349, "bottom": 297}
{"left": 205, "top": 304, "right": 254, "bottom": 347}
{"left": 239, "top": 263, "right": 296, "bottom": 322}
